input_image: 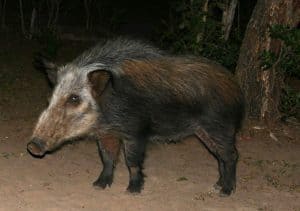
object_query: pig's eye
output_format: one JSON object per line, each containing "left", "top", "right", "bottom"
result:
{"left": 67, "top": 94, "right": 81, "bottom": 105}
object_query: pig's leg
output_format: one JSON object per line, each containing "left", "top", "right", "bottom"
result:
{"left": 93, "top": 134, "right": 121, "bottom": 189}
{"left": 214, "top": 158, "right": 225, "bottom": 190}
{"left": 123, "top": 139, "right": 146, "bottom": 193}
{"left": 195, "top": 128, "right": 238, "bottom": 196}
{"left": 217, "top": 144, "right": 238, "bottom": 196}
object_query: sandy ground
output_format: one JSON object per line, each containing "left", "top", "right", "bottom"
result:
{"left": 0, "top": 37, "right": 299, "bottom": 211}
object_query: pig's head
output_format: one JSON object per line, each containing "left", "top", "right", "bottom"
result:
{"left": 27, "top": 57, "right": 111, "bottom": 157}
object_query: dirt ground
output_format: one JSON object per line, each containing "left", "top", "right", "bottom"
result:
{"left": 0, "top": 36, "right": 299, "bottom": 211}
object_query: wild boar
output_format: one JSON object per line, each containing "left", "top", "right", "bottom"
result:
{"left": 27, "top": 38, "right": 244, "bottom": 196}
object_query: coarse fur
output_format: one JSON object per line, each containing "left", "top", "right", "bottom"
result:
{"left": 27, "top": 37, "right": 244, "bottom": 196}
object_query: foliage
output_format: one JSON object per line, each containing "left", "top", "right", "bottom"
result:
{"left": 261, "top": 25, "right": 300, "bottom": 118}
{"left": 157, "top": 0, "right": 241, "bottom": 71}
{"left": 280, "top": 86, "right": 300, "bottom": 118}
{"left": 269, "top": 25, "right": 300, "bottom": 78}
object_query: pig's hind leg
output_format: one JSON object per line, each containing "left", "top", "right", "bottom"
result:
{"left": 93, "top": 134, "right": 121, "bottom": 189}
{"left": 194, "top": 128, "right": 238, "bottom": 197}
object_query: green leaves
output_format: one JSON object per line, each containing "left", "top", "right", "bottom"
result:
{"left": 280, "top": 86, "right": 300, "bottom": 118}
{"left": 268, "top": 25, "right": 300, "bottom": 78}
{"left": 158, "top": 0, "right": 241, "bottom": 71}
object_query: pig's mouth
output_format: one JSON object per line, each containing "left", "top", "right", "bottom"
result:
{"left": 27, "top": 138, "right": 47, "bottom": 158}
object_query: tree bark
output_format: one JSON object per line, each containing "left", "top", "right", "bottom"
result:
{"left": 84, "top": 0, "right": 93, "bottom": 30}
{"left": 202, "top": 0, "right": 209, "bottom": 22}
{"left": 1, "top": 0, "right": 7, "bottom": 30}
{"left": 53, "top": 0, "right": 61, "bottom": 27}
{"left": 47, "top": 0, "right": 54, "bottom": 28}
{"left": 222, "top": 0, "right": 238, "bottom": 41}
{"left": 29, "top": 7, "right": 37, "bottom": 38}
{"left": 19, "top": 0, "right": 26, "bottom": 35}
{"left": 196, "top": 0, "right": 209, "bottom": 43}
{"left": 235, "top": 0, "right": 300, "bottom": 123}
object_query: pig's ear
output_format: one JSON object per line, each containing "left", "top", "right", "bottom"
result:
{"left": 33, "top": 53, "right": 58, "bottom": 85}
{"left": 87, "top": 70, "right": 111, "bottom": 97}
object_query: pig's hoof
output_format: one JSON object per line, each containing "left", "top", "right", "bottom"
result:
{"left": 213, "top": 183, "right": 222, "bottom": 190}
{"left": 93, "top": 174, "right": 113, "bottom": 189}
{"left": 213, "top": 178, "right": 224, "bottom": 190}
{"left": 219, "top": 187, "right": 234, "bottom": 197}
{"left": 126, "top": 178, "right": 144, "bottom": 193}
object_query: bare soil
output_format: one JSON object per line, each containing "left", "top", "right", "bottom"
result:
{"left": 0, "top": 37, "right": 299, "bottom": 211}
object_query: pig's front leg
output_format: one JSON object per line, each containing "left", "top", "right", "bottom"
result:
{"left": 93, "top": 134, "right": 121, "bottom": 189}
{"left": 123, "top": 139, "right": 147, "bottom": 193}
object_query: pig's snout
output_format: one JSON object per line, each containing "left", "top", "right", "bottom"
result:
{"left": 27, "top": 138, "right": 47, "bottom": 158}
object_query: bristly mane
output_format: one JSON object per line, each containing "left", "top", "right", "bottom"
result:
{"left": 72, "top": 38, "right": 164, "bottom": 76}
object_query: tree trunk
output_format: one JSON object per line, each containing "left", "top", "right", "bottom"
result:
{"left": 196, "top": 0, "right": 209, "bottom": 43}
{"left": 235, "top": 0, "right": 300, "bottom": 123}
{"left": 84, "top": 0, "right": 92, "bottom": 30}
{"left": 1, "top": 0, "right": 7, "bottom": 30}
{"left": 19, "top": 0, "right": 26, "bottom": 35}
{"left": 222, "top": 0, "right": 238, "bottom": 41}
{"left": 29, "top": 7, "right": 37, "bottom": 38}
{"left": 47, "top": 0, "right": 54, "bottom": 28}
{"left": 53, "top": 0, "right": 61, "bottom": 27}
{"left": 202, "top": 0, "right": 209, "bottom": 22}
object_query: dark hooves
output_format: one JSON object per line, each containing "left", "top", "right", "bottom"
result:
{"left": 93, "top": 174, "right": 113, "bottom": 189}
{"left": 213, "top": 183, "right": 222, "bottom": 191}
{"left": 219, "top": 186, "right": 235, "bottom": 197}
{"left": 126, "top": 179, "right": 144, "bottom": 193}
